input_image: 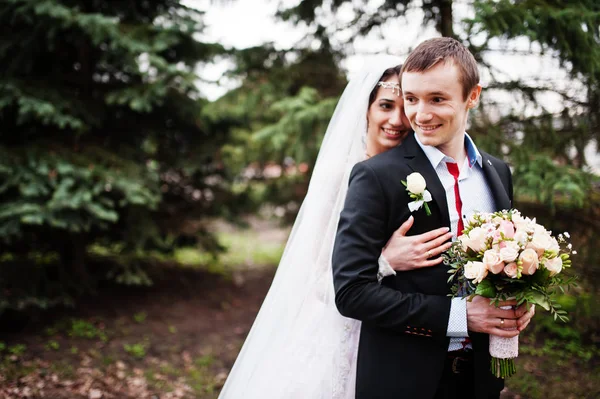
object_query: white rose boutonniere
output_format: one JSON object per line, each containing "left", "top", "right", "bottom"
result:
{"left": 402, "top": 172, "right": 432, "bottom": 216}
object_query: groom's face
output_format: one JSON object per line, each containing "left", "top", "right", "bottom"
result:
{"left": 402, "top": 61, "right": 481, "bottom": 154}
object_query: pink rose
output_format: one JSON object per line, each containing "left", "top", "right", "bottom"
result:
{"left": 544, "top": 257, "right": 563, "bottom": 276}
{"left": 499, "top": 241, "right": 520, "bottom": 263}
{"left": 464, "top": 261, "right": 488, "bottom": 284}
{"left": 492, "top": 230, "right": 503, "bottom": 244}
{"left": 503, "top": 262, "right": 519, "bottom": 278}
{"left": 519, "top": 248, "right": 539, "bottom": 275}
{"left": 482, "top": 250, "right": 504, "bottom": 274}
{"left": 499, "top": 220, "right": 516, "bottom": 239}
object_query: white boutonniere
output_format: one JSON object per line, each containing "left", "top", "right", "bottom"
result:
{"left": 401, "top": 172, "right": 432, "bottom": 216}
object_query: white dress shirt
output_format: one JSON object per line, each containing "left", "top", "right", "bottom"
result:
{"left": 415, "top": 133, "right": 496, "bottom": 351}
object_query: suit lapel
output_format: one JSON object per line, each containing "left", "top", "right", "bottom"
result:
{"left": 402, "top": 135, "right": 451, "bottom": 228}
{"left": 399, "top": 136, "right": 511, "bottom": 225}
{"left": 480, "top": 153, "right": 511, "bottom": 211}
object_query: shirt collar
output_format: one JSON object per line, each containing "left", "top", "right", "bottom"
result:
{"left": 414, "top": 132, "right": 482, "bottom": 169}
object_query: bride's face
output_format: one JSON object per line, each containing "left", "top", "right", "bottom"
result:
{"left": 366, "top": 75, "right": 411, "bottom": 157}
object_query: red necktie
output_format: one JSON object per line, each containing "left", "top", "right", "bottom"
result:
{"left": 446, "top": 162, "right": 464, "bottom": 236}
{"left": 447, "top": 162, "right": 471, "bottom": 348}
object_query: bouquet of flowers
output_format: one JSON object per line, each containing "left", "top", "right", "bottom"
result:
{"left": 445, "top": 209, "right": 576, "bottom": 378}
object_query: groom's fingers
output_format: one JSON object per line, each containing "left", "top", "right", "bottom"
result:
{"left": 394, "top": 215, "right": 414, "bottom": 236}
{"left": 489, "top": 327, "right": 520, "bottom": 338}
{"left": 498, "top": 299, "right": 519, "bottom": 307}
{"left": 497, "top": 318, "right": 518, "bottom": 329}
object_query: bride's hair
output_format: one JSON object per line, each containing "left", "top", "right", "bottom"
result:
{"left": 368, "top": 65, "right": 402, "bottom": 106}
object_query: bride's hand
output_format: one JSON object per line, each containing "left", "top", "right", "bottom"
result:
{"left": 382, "top": 216, "right": 453, "bottom": 271}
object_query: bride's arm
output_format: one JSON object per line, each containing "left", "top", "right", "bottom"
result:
{"left": 376, "top": 217, "right": 453, "bottom": 280}
{"left": 332, "top": 162, "right": 451, "bottom": 338}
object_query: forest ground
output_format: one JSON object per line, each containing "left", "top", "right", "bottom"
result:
{"left": 0, "top": 218, "right": 597, "bottom": 399}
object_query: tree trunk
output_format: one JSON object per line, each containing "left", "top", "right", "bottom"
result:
{"left": 438, "top": 0, "right": 454, "bottom": 38}
{"left": 60, "top": 233, "right": 91, "bottom": 294}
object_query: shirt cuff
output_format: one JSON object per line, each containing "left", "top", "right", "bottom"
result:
{"left": 377, "top": 254, "right": 396, "bottom": 283}
{"left": 446, "top": 297, "right": 469, "bottom": 337}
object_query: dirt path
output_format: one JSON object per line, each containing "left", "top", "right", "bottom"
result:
{"left": 0, "top": 216, "right": 597, "bottom": 398}
{"left": 0, "top": 267, "right": 276, "bottom": 398}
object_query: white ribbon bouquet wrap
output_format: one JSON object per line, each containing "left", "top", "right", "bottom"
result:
{"left": 445, "top": 209, "right": 576, "bottom": 378}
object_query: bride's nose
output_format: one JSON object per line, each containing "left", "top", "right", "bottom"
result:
{"left": 389, "top": 109, "right": 404, "bottom": 126}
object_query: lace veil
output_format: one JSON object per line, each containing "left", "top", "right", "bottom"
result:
{"left": 218, "top": 55, "right": 402, "bottom": 399}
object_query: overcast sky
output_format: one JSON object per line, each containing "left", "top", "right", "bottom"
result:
{"left": 185, "top": 0, "right": 598, "bottom": 171}
{"left": 187, "top": 0, "right": 573, "bottom": 104}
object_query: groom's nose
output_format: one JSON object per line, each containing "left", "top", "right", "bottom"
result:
{"left": 415, "top": 103, "right": 433, "bottom": 123}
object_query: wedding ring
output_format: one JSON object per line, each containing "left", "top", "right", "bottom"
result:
{"left": 500, "top": 318, "right": 505, "bottom": 326}
{"left": 427, "top": 250, "right": 432, "bottom": 258}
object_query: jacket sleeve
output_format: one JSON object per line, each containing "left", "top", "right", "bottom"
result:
{"left": 332, "top": 162, "right": 451, "bottom": 339}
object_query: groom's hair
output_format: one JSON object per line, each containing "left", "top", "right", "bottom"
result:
{"left": 401, "top": 37, "right": 479, "bottom": 100}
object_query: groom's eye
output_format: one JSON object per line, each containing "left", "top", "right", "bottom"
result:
{"left": 432, "top": 97, "right": 444, "bottom": 103}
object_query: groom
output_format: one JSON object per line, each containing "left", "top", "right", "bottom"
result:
{"left": 332, "top": 38, "right": 534, "bottom": 399}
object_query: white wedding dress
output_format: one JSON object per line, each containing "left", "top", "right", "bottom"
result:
{"left": 218, "top": 55, "right": 402, "bottom": 399}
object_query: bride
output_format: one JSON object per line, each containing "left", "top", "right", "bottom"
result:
{"left": 218, "top": 55, "right": 453, "bottom": 398}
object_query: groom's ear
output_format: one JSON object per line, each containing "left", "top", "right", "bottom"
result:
{"left": 467, "top": 84, "right": 482, "bottom": 109}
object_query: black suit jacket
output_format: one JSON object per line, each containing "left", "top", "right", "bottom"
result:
{"left": 332, "top": 133, "right": 513, "bottom": 399}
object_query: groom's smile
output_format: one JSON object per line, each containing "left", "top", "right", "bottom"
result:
{"left": 401, "top": 61, "right": 481, "bottom": 159}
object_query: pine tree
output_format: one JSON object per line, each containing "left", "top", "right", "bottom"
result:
{"left": 0, "top": 0, "right": 224, "bottom": 309}
{"left": 465, "top": 0, "right": 599, "bottom": 209}
{"left": 272, "top": 0, "right": 598, "bottom": 211}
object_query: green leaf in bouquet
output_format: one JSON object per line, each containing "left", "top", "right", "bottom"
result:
{"left": 474, "top": 279, "right": 496, "bottom": 298}
{"left": 528, "top": 290, "right": 550, "bottom": 311}
{"left": 530, "top": 267, "right": 551, "bottom": 286}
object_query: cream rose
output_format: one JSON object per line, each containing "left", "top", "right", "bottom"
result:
{"left": 406, "top": 173, "right": 426, "bottom": 194}
{"left": 527, "top": 231, "right": 553, "bottom": 257}
{"left": 482, "top": 250, "right": 504, "bottom": 274}
{"left": 544, "top": 257, "right": 563, "bottom": 276}
{"left": 466, "top": 227, "right": 488, "bottom": 253}
{"left": 504, "top": 262, "right": 519, "bottom": 278}
{"left": 499, "top": 240, "right": 520, "bottom": 263}
{"left": 519, "top": 248, "right": 539, "bottom": 275}
{"left": 458, "top": 235, "right": 470, "bottom": 252}
{"left": 464, "top": 261, "right": 488, "bottom": 284}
